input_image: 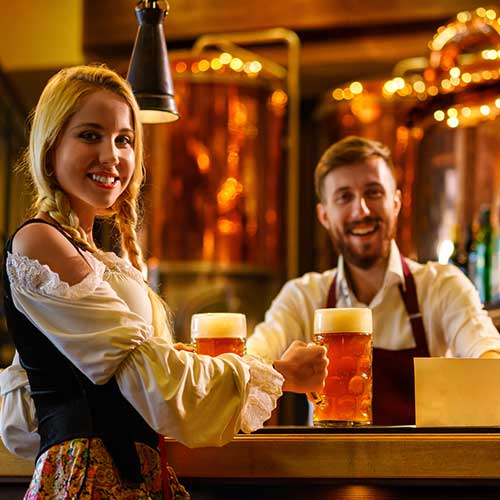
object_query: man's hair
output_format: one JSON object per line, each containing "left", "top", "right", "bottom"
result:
{"left": 314, "top": 136, "right": 395, "bottom": 201}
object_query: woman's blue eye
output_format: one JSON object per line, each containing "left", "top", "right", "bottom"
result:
{"left": 116, "top": 135, "right": 133, "bottom": 146}
{"left": 79, "top": 131, "right": 99, "bottom": 141}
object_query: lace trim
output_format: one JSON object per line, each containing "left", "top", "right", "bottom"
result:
{"left": 239, "top": 355, "right": 284, "bottom": 433}
{"left": 93, "top": 250, "right": 146, "bottom": 287}
{"left": 7, "top": 252, "right": 105, "bottom": 300}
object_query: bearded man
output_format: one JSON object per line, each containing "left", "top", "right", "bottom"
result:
{"left": 247, "top": 135, "right": 500, "bottom": 425}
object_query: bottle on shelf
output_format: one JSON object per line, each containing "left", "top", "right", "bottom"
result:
{"left": 474, "top": 205, "right": 492, "bottom": 305}
{"left": 449, "top": 223, "right": 468, "bottom": 275}
{"left": 466, "top": 221, "right": 479, "bottom": 289}
{"left": 490, "top": 206, "right": 500, "bottom": 305}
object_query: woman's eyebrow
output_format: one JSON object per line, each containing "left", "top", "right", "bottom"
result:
{"left": 70, "top": 123, "right": 134, "bottom": 135}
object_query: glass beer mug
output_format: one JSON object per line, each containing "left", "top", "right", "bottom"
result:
{"left": 313, "top": 307, "right": 373, "bottom": 427}
{"left": 191, "top": 313, "right": 246, "bottom": 357}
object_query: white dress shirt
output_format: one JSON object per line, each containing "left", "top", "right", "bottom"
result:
{"left": 0, "top": 249, "right": 283, "bottom": 460}
{"left": 247, "top": 240, "right": 500, "bottom": 362}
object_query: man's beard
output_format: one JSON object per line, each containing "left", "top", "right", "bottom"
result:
{"left": 330, "top": 217, "right": 396, "bottom": 270}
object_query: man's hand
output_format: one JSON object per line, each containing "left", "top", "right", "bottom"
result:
{"left": 272, "top": 340, "right": 328, "bottom": 393}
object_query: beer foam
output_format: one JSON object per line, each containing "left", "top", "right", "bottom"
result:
{"left": 314, "top": 307, "right": 372, "bottom": 334}
{"left": 191, "top": 313, "right": 247, "bottom": 339}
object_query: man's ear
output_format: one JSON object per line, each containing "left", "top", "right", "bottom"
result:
{"left": 316, "top": 202, "right": 329, "bottom": 230}
{"left": 394, "top": 188, "right": 402, "bottom": 217}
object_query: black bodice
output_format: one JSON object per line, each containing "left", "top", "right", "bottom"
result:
{"left": 3, "top": 219, "right": 158, "bottom": 483}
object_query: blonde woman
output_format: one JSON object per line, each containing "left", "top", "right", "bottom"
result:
{"left": 0, "top": 65, "right": 327, "bottom": 499}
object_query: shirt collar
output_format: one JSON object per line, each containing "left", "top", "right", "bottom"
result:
{"left": 386, "top": 239, "right": 405, "bottom": 291}
{"left": 336, "top": 240, "right": 405, "bottom": 305}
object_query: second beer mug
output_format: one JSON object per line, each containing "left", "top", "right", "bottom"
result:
{"left": 191, "top": 313, "right": 246, "bottom": 357}
{"left": 313, "top": 307, "right": 373, "bottom": 427}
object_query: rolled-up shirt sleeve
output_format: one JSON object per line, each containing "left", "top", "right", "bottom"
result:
{"left": 247, "top": 272, "right": 328, "bottom": 362}
{"left": 432, "top": 264, "right": 500, "bottom": 357}
{"left": 5, "top": 252, "right": 283, "bottom": 449}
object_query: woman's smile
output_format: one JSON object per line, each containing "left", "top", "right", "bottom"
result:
{"left": 52, "top": 89, "right": 135, "bottom": 228}
{"left": 88, "top": 172, "right": 120, "bottom": 189}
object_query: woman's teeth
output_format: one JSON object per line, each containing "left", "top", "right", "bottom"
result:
{"left": 90, "top": 174, "right": 116, "bottom": 185}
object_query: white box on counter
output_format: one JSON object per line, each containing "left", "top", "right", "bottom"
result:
{"left": 414, "top": 358, "right": 500, "bottom": 427}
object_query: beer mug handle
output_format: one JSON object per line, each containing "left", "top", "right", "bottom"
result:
{"left": 308, "top": 391, "right": 324, "bottom": 405}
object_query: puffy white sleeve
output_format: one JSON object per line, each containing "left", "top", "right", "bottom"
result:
{"left": 7, "top": 253, "right": 152, "bottom": 385}
{"left": 6, "top": 252, "right": 283, "bottom": 449}
{"left": 116, "top": 346, "right": 283, "bottom": 446}
{"left": 0, "top": 352, "right": 39, "bottom": 460}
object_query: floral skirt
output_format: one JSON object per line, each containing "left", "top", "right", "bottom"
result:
{"left": 24, "top": 438, "right": 190, "bottom": 500}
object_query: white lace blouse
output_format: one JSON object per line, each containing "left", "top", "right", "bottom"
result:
{"left": 0, "top": 249, "right": 283, "bottom": 460}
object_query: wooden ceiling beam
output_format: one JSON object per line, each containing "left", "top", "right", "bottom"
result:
{"left": 83, "top": 0, "right": 486, "bottom": 98}
{"left": 84, "top": 27, "right": 435, "bottom": 97}
{"left": 83, "top": 0, "right": 484, "bottom": 48}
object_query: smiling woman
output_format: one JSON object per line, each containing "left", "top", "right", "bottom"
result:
{"left": 49, "top": 89, "right": 136, "bottom": 233}
{"left": 0, "top": 64, "right": 328, "bottom": 500}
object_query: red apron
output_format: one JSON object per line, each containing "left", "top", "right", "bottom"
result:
{"left": 326, "top": 255, "right": 430, "bottom": 425}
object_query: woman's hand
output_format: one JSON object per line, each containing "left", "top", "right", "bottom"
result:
{"left": 173, "top": 342, "right": 196, "bottom": 353}
{"left": 272, "top": 340, "right": 328, "bottom": 393}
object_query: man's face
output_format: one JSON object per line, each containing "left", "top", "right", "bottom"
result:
{"left": 316, "top": 156, "right": 401, "bottom": 270}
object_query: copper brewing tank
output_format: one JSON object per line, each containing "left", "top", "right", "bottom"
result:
{"left": 403, "top": 8, "right": 500, "bottom": 263}
{"left": 142, "top": 54, "right": 288, "bottom": 340}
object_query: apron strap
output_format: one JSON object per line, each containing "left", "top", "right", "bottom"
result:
{"left": 327, "top": 256, "right": 429, "bottom": 355}
{"left": 398, "top": 256, "right": 430, "bottom": 356}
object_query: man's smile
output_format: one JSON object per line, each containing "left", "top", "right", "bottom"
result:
{"left": 345, "top": 219, "right": 380, "bottom": 237}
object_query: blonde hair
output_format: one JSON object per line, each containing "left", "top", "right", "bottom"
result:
{"left": 24, "top": 64, "right": 172, "bottom": 340}
{"left": 314, "top": 136, "right": 395, "bottom": 202}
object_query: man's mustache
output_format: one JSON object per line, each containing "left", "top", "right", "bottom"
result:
{"left": 344, "top": 217, "right": 381, "bottom": 234}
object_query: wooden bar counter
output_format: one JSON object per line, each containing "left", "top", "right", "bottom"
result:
{"left": 3, "top": 427, "right": 500, "bottom": 499}
{"left": 166, "top": 427, "right": 500, "bottom": 499}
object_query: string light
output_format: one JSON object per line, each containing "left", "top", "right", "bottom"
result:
{"left": 172, "top": 54, "right": 264, "bottom": 78}
{"left": 324, "top": 6, "right": 500, "bottom": 132}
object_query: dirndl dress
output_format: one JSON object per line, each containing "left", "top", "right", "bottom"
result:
{"left": 24, "top": 438, "right": 190, "bottom": 500}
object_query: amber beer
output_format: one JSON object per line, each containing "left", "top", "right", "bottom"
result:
{"left": 191, "top": 313, "right": 246, "bottom": 357}
{"left": 313, "top": 308, "right": 373, "bottom": 426}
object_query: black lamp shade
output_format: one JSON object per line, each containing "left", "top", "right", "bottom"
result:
{"left": 127, "top": 3, "right": 179, "bottom": 123}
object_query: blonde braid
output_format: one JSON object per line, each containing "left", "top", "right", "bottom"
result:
{"left": 37, "top": 189, "right": 96, "bottom": 253}
{"left": 114, "top": 192, "right": 174, "bottom": 341}
{"left": 115, "top": 193, "right": 144, "bottom": 271}
{"left": 23, "top": 64, "right": 174, "bottom": 341}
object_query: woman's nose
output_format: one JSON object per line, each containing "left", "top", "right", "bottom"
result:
{"left": 99, "top": 141, "right": 119, "bottom": 166}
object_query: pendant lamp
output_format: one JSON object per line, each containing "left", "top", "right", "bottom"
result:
{"left": 127, "top": 0, "right": 180, "bottom": 123}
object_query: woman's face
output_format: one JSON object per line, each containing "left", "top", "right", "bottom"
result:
{"left": 51, "top": 89, "right": 136, "bottom": 225}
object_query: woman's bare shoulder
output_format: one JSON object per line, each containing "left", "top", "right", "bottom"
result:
{"left": 12, "top": 222, "right": 92, "bottom": 286}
